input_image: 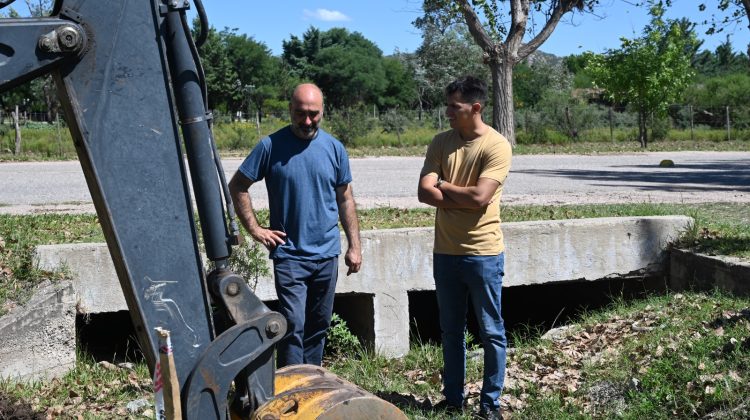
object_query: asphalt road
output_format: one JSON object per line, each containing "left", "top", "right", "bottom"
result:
{"left": 1, "top": 151, "right": 748, "bottom": 214}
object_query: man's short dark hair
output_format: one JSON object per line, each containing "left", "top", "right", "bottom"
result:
{"left": 445, "top": 76, "right": 487, "bottom": 105}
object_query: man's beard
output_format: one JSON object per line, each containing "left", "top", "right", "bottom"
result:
{"left": 297, "top": 123, "right": 317, "bottom": 137}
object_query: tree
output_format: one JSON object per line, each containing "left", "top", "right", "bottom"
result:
{"left": 222, "top": 29, "right": 281, "bottom": 121}
{"left": 194, "top": 23, "right": 239, "bottom": 114}
{"left": 1, "top": 0, "right": 59, "bottom": 122}
{"left": 513, "top": 60, "right": 570, "bottom": 110}
{"left": 282, "top": 27, "right": 389, "bottom": 109}
{"left": 415, "top": 0, "right": 596, "bottom": 146}
{"left": 699, "top": 1, "right": 750, "bottom": 32}
{"left": 411, "top": 23, "right": 488, "bottom": 112}
{"left": 586, "top": 2, "right": 696, "bottom": 147}
{"left": 380, "top": 56, "right": 419, "bottom": 109}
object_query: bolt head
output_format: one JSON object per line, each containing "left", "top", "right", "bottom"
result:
{"left": 266, "top": 320, "right": 281, "bottom": 337}
{"left": 57, "top": 26, "right": 81, "bottom": 50}
{"left": 225, "top": 281, "right": 240, "bottom": 296}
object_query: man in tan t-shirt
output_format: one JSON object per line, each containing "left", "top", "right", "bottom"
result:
{"left": 418, "top": 76, "right": 511, "bottom": 420}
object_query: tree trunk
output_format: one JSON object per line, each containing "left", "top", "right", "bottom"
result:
{"left": 491, "top": 61, "right": 516, "bottom": 146}
{"left": 638, "top": 109, "right": 648, "bottom": 148}
{"left": 43, "top": 76, "right": 57, "bottom": 123}
{"left": 13, "top": 105, "right": 21, "bottom": 155}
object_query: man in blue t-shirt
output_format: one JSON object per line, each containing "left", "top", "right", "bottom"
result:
{"left": 229, "top": 83, "right": 362, "bottom": 367}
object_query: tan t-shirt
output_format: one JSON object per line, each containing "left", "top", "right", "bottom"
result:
{"left": 420, "top": 127, "right": 512, "bottom": 255}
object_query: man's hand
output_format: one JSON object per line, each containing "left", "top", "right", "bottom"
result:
{"left": 249, "top": 227, "right": 286, "bottom": 250}
{"left": 344, "top": 246, "right": 362, "bottom": 275}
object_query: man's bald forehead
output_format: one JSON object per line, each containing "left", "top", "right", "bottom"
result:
{"left": 292, "top": 83, "right": 323, "bottom": 104}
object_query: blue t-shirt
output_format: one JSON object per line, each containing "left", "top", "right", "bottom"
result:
{"left": 238, "top": 126, "right": 352, "bottom": 260}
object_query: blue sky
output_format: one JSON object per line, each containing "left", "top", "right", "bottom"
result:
{"left": 6, "top": 1, "right": 749, "bottom": 57}
{"left": 193, "top": 0, "right": 750, "bottom": 57}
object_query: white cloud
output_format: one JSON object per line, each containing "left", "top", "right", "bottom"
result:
{"left": 303, "top": 8, "right": 351, "bottom": 22}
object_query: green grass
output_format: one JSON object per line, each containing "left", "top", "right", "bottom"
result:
{"left": 3, "top": 291, "right": 745, "bottom": 419}
{"left": 324, "top": 291, "right": 750, "bottom": 419}
{"left": 0, "top": 214, "right": 102, "bottom": 314}
{"left": 3, "top": 121, "right": 750, "bottom": 161}
{"left": 0, "top": 351, "right": 154, "bottom": 419}
{"left": 504, "top": 291, "right": 750, "bottom": 419}
{"left": 1, "top": 203, "right": 748, "bottom": 418}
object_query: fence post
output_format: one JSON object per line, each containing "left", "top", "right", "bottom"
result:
{"left": 726, "top": 106, "right": 731, "bottom": 141}
{"left": 13, "top": 105, "right": 21, "bottom": 155}
{"left": 255, "top": 110, "right": 261, "bottom": 139}
{"left": 56, "top": 113, "right": 63, "bottom": 157}
{"left": 689, "top": 104, "right": 694, "bottom": 141}
{"left": 609, "top": 107, "right": 614, "bottom": 142}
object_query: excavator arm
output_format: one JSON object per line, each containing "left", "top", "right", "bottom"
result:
{"left": 0, "top": 0, "right": 405, "bottom": 418}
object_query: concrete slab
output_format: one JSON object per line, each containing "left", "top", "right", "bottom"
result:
{"left": 31, "top": 216, "right": 692, "bottom": 361}
{"left": 34, "top": 243, "right": 127, "bottom": 314}
{"left": 670, "top": 249, "right": 750, "bottom": 296}
{"left": 0, "top": 281, "right": 76, "bottom": 381}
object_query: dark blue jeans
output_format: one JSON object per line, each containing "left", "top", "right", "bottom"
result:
{"left": 273, "top": 257, "right": 338, "bottom": 367}
{"left": 433, "top": 253, "right": 506, "bottom": 412}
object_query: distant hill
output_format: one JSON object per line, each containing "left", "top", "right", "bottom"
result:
{"left": 524, "top": 50, "right": 565, "bottom": 67}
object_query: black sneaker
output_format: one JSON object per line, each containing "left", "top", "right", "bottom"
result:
{"left": 432, "top": 399, "right": 464, "bottom": 414}
{"left": 475, "top": 408, "right": 503, "bottom": 420}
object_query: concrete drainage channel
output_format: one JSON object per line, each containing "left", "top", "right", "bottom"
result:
{"left": 5, "top": 215, "right": 747, "bottom": 381}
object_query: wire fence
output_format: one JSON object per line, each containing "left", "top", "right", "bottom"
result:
{"left": 4, "top": 104, "right": 750, "bottom": 143}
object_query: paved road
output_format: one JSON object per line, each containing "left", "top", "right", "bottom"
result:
{"left": 1, "top": 151, "right": 748, "bottom": 214}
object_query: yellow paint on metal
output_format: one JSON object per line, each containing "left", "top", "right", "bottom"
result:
{"left": 253, "top": 364, "right": 407, "bottom": 420}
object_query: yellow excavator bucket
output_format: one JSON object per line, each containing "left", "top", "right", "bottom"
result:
{"left": 252, "top": 365, "right": 407, "bottom": 419}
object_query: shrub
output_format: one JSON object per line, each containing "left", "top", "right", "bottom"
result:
{"left": 325, "top": 313, "right": 360, "bottom": 358}
{"left": 228, "top": 238, "right": 270, "bottom": 292}
{"left": 325, "top": 106, "right": 377, "bottom": 146}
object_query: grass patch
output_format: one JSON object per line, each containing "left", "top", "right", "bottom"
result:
{"left": 3, "top": 291, "right": 747, "bottom": 418}
{"left": 0, "top": 352, "right": 153, "bottom": 419}
{"left": 1, "top": 207, "right": 748, "bottom": 417}
{"left": 0, "top": 214, "right": 102, "bottom": 314}
{"left": 503, "top": 291, "right": 750, "bottom": 419}
{"left": 3, "top": 291, "right": 746, "bottom": 418}
{"left": 3, "top": 121, "right": 750, "bottom": 161}
{"left": 321, "top": 292, "right": 750, "bottom": 419}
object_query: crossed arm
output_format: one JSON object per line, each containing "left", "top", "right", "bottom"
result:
{"left": 417, "top": 175, "right": 499, "bottom": 209}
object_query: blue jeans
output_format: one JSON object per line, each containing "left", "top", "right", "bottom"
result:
{"left": 434, "top": 253, "right": 506, "bottom": 412}
{"left": 273, "top": 257, "right": 338, "bottom": 367}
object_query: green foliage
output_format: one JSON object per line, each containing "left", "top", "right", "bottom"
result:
{"left": 196, "top": 23, "right": 239, "bottom": 111}
{"left": 410, "top": 24, "right": 488, "bottom": 110}
{"left": 513, "top": 62, "right": 572, "bottom": 110}
{"left": 650, "top": 114, "right": 671, "bottom": 140}
{"left": 325, "top": 105, "right": 377, "bottom": 146}
{"left": 228, "top": 234, "right": 270, "bottom": 292}
{"left": 222, "top": 29, "right": 283, "bottom": 118}
{"left": 586, "top": 2, "right": 697, "bottom": 146}
{"left": 380, "top": 109, "right": 411, "bottom": 146}
{"left": 692, "top": 37, "right": 749, "bottom": 77}
{"left": 325, "top": 313, "right": 361, "bottom": 359}
{"left": 381, "top": 56, "right": 418, "bottom": 109}
{"left": 210, "top": 117, "right": 287, "bottom": 152}
{"left": 0, "top": 352, "right": 154, "bottom": 417}
{"left": 0, "top": 214, "right": 102, "bottom": 315}
{"left": 682, "top": 72, "right": 750, "bottom": 110}
{"left": 282, "top": 27, "right": 410, "bottom": 109}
